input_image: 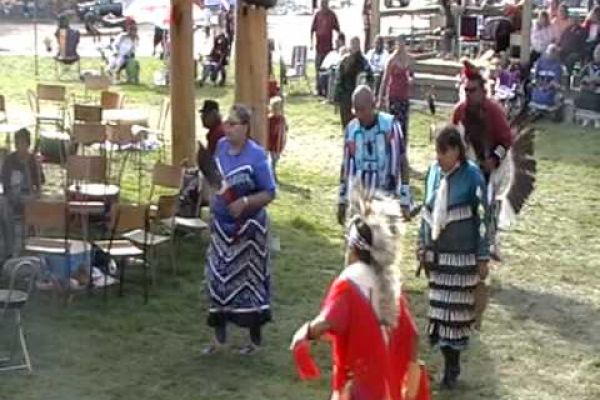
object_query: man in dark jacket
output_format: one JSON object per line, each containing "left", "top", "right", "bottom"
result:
{"left": 1, "top": 129, "right": 44, "bottom": 260}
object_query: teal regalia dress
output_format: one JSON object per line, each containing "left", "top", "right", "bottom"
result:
{"left": 418, "top": 160, "right": 490, "bottom": 349}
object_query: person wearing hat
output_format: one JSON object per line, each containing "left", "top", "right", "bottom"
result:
{"left": 199, "top": 100, "right": 225, "bottom": 155}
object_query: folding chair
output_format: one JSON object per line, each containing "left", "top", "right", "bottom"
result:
{"left": 94, "top": 204, "right": 169, "bottom": 303}
{"left": 27, "top": 84, "right": 68, "bottom": 141}
{"left": 0, "top": 95, "right": 6, "bottom": 124}
{"left": 66, "top": 155, "right": 117, "bottom": 212}
{"left": 0, "top": 94, "right": 11, "bottom": 149}
{"left": 73, "top": 104, "right": 103, "bottom": 124}
{"left": 0, "top": 257, "right": 41, "bottom": 373}
{"left": 65, "top": 155, "right": 117, "bottom": 286}
{"left": 83, "top": 74, "right": 111, "bottom": 103}
{"left": 72, "top": 123, "right": 107, "bottom": 156}
{"left": 22, "top": 199, "right": 84, "bottom": 300}
{"left": 100, "top": 91, "right": 125, "bottom": 110}
{"left": 106, "top": 124, "right": 144, "bottom": 202}
{"left": 285, "top": 46, "right": 311, "bottom": 93}
{"left": 131, "top": 98, "right": 170, "bottom": 162}
{"left": 149, "top": 163, "right": 208, "bottom": 274}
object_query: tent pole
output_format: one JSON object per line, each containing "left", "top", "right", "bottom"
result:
{"left": 34, "top": 0, "right": 39, "bottom": 77}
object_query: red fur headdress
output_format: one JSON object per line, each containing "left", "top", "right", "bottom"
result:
{"left": 461, "top": 59, "right": 483, "bottom": 81}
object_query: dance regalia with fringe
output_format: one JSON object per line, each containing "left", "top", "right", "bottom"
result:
{"left": 295, "top": 262, "right": 431, "bottom": 400}
{"left": 206, "top": 138, "right": 276, "bottom": 329}
{"left": 339, "top": 113, "right": 405, "bottom": 204}
{"left": 419, "top": 161, "right": 490, "bottom": 350}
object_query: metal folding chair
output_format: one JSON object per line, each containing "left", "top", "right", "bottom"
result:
{"left": 0, "top": 257, "right": 41, "bottom": 373}
{"left": 148, "top": 163, "right": 208, "bottom": 275}
{"left": 94, "top": 204, "right": 169, "bottom": 304}
{"left": 100, "top": 91, "right": 125, "bottom": 110}
{"left": 286, "top": 46, "right": 311, "bottom": 93}
{"left": 22, "top": 199, "right": 81, "bottom": 301}
{"left": 131, "top": 98, "right": 170, "bottom": 162}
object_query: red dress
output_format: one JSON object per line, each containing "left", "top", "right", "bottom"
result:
{"left": 267, "top": 115, "right": 287, "bottom": 154}
{"left": 295, "top": 277, "right": 431, "bottom": 400}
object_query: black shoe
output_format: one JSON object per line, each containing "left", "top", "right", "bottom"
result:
{"left": 440, "top": 347, "right": 461, "bottom": 390}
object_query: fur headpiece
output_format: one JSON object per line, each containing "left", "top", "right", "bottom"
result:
{"left": 462, "top": 59, "right": 484, "bottom": 82}
{"left": 346, "top": 181, "right": 404, "bottom": 327}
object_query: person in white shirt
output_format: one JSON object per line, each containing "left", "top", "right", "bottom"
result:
{"left": 365, "top": 35, "right": 388, "bottom": 95}
{"left": 366, "top": 35, "right": 389, "bottom": 74}
{"left": 109, "top": 20, "right": 138, "bottom": 80}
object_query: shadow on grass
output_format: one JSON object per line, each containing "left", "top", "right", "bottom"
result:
{"left": 401, "top": 285, "right": 502, "bottom": 400}
{"left": 0, "top": 214, "right": 344, "bottom": 399}
{"left": 492, "top": 284, "right": 599, "bottom": 349}
{"left": 278, "top": 181, "right": 311, "bottom": 199}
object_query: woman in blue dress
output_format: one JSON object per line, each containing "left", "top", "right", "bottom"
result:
{"left": 204, "top": 104, "right": 277, "bottom": 355}
{"left": 417, "top": 125, "right": 490, "bottom": 389}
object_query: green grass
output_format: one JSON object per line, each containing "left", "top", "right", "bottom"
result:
{"left": 1, "top": 57, "right": 599, "bottom": 400}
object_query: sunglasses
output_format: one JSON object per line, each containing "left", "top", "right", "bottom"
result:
{"left": 225, "top": 120, "right": 244, "bottom": 126}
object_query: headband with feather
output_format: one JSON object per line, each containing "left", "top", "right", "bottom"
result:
{"left": 346, "top": 181, "right": 404, "bottom": 327}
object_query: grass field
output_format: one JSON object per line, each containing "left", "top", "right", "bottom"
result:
{"left": 0, "top": 56, "right": 599, "bottom": 400}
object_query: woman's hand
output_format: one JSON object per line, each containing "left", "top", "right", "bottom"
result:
{"left": 228, "top": 197, "right": 246, "bottom": 219}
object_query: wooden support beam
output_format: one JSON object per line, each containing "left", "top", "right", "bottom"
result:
{"left": 235, "top": 4, "right": 268, "bottom": 147}
{"left": 370, "top": 0, "right": 380, "bottom": 47}
{"left": 170, "top": 0, "right": 196, "bottom": 165}
{"left": 520, "top": 0, "right": 532, "bottom": 66}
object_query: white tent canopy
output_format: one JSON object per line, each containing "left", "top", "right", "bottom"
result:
{"left": 123, "top": 0, "right": 205, "bottom": 27}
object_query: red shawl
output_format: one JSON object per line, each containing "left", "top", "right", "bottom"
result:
{"left": 294, "top": 278, "right": 430, "bottom": 400}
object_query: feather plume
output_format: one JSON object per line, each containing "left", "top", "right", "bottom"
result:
{"left": 196, "top": 142, "right": 223, "bottom": 191}
{"left": 347, "top": 180, "right": 404, "bottom": 327}
{"left": 493, "top": 125, "right": 537, "bottom": 229}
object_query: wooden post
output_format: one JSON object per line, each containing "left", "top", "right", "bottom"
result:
{"left": 235, "top": 4, "right": 268, "bottom": 147}
{"left": 370, "top": 0, "right": 380, "bottom": 48}
{"left": 520, "top": 0, "right": 532, "bottom": 66}
{"left": 170, "top": 0, "right": 196, "bottom": 165}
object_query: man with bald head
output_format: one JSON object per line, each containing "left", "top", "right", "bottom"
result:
{"left": 338, "top": 85, "right": 411, "bottom": 224}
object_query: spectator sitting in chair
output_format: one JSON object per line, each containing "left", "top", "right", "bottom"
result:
{"left": 109, "top": 19, "right": 140, "bottom": 83}
{"left": 0, "top": 129, "right": 44, "bottom": 261}
{"left": 583, "top": 7, "right": 600, "bottom": 61}
{"left": 575, "top": 44, "right": 600, "bottom": 113}
{"left": 317, "top": 32, "right": 346, "bottom": 98}
{"left": 54, "top": 14, "right": 80, "bottom": 64}
{"left": 558, "top": 13, "right": 588, "bottom": 77}
{"left": 530, "top": 44, "right": 564, "bottom": 110}
{"left": 199, "top": 28, "right": 230, "bottom": 87}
